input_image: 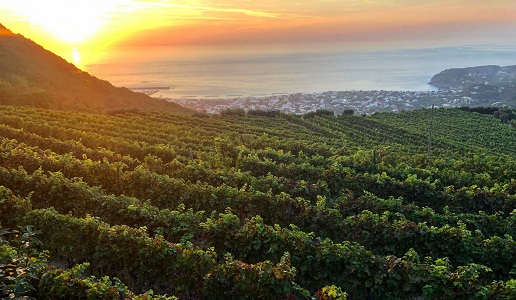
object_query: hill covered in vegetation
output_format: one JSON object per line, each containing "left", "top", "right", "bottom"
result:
{"left": 430, "top": 65, "right": 516, "bottom": 89}
{"left": 429, "top": 65, "right": 516, "bottom": 104}
{"left": 1, "top": 106, "right": 515, "bottom": 299}
{"left": 0, "top": 24, "right": 191, "bottom": 114}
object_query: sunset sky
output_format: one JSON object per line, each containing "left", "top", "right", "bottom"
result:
{"left": 1, "top": 0, "right": 516, "bottom": 65}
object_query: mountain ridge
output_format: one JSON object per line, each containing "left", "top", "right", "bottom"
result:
{"left": 0, "top": 23, "right": 191, "bottom": 114}
{"left": 429, "top": 65, "right": 516, "bottom": 89}
{"left": 429, "top": 64, "right": 516, "bottom": 104}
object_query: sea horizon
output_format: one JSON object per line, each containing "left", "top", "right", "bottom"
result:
{"left": 84, "top": 42, "right": 516, "bottom": 99}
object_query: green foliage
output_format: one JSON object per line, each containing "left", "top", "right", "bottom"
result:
{"left": 203, "top": 252, "right": 301, "bottom": 299}
{"left": 0, "top": 225, "right": 177, "bottom": 299}
{"left": 303, "top": 109, "right": 334, "bottom": 119}
{"left": 0, "top": 226, "right": 45, "bottom": 300}
{"left": 315, "top": 285, "right": 348, "bottom": 300}
{"left": 0, "top": 30, "right": 191, "bottom": 114}
{"left": 220, "top": 107, "right": 246, "bottom": 116}
{"left": 340, "top": 109, "right": 355, "bottom": 116}
{"left": 106, "top": 107, "right": 147, "bottom": 116}
{"left": 0, "top": 105, "right": 516, "bottom": 298}
{"left": 457, "top": 106, "right": 499, "bottom": 115}
{"left": 493, "top": 107, "right": 516, "bottom": 124}
{"left": 247, "top": 109, "right": 281, "bottom": 117}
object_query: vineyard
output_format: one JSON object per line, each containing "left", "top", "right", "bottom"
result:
{"left": 0, "top": 105, "right": 515, "bottom": 299}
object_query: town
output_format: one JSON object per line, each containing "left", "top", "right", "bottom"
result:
{"left": 167, "top": 88, "right": 489, "bottom": 115}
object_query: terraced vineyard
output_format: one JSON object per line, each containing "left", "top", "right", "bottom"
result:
{"left": 1, "top": 105, "right": 515, "bottom": 299}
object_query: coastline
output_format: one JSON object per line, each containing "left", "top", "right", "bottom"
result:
{"left": 84, "top": 43, "right": 516, "bottom": 102}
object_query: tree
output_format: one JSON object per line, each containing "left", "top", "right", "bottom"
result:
{"left": 304, "top": 109, "right": 334, "bottom": 119}
{"left": 220, "top": 108, "right": 246, "bottom": 117}
{"left": 494, "top": 107, "right": 515, "bottom": 123}
{"left": 341, "top": 109, "right": 354, "bottom": 116}
{"left": 247, "top": 110, "right": 280, "bottom": 117}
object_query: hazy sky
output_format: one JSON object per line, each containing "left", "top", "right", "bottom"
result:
{"left": 1, "top": 0, "right": 516, "bottom": 60}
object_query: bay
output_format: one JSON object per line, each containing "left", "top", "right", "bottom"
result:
{"left": 84, "top": 43, "right": 516, "bottom": 99}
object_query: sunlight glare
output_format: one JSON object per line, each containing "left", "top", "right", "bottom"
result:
{"left": 71, "top": 47, "right": 81, "bottom": 67}
{"left": 3, "top": 0, "right": 134, "bottom": 43}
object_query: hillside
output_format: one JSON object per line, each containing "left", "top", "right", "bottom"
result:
{"left": 429, "top": 65, "right": 516, "bottom": 104}
{"left": 0, "top": 24, "right": 191, "bottom": 114}
{"left": 0, "top": 106, "right": 515, "bottom": 299}
{"left": 430, "top": 65, "right": 516, "bottom": 89}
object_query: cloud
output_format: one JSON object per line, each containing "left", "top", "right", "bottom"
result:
{"left": 2, "top": 0, "right": 516, "bottom": 50}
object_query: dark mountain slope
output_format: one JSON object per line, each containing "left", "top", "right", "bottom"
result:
{"left": 429, "top": 65, "right": 516, "bottom": 90}
{"left": 429, "top": 65, "right": 516, "bottom": 103}
{"left": 0, "top": 23, "right": 191, "bottom": 114}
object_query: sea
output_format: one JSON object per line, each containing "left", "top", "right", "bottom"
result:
{"left": 84, "top": 43, "right": 516, "bottom": 99}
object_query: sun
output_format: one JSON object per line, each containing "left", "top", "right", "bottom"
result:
{"left": 2, "top": 0, "right": 134, "bottom": 44}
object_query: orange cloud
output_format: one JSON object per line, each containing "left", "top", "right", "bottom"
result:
{"left": 112, "top": 1, "right": 516, "bottom": 47}
{"left": 1, "top": 0, "right": 516, "bottom": 58}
